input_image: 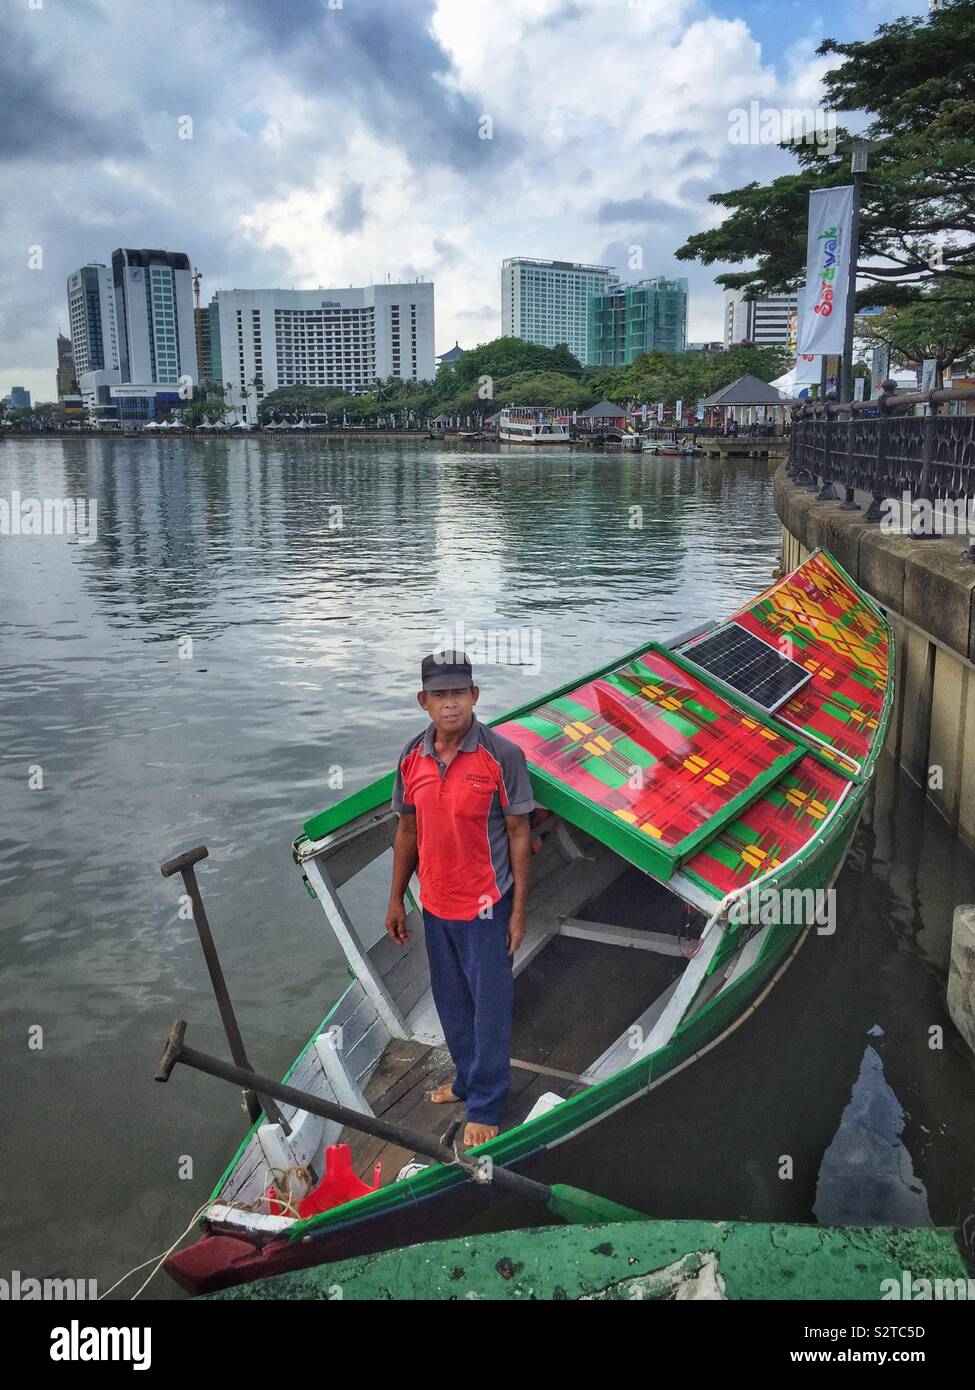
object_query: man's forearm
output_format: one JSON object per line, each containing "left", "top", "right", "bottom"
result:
{"left": 389, "top": 818, "right": 419, "bottom": 902}
{"left": 505, "top": 816, "right": 532, "bottom": 914}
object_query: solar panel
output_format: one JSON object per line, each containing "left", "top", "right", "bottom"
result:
{"left": 676, "top": 623, "right": 811, "bottom": 712}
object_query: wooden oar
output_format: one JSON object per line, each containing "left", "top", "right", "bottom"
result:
{"left": 155, "top": 1019, "right": 647, "bottom": 1227}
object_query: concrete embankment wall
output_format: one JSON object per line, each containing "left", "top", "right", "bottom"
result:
{"left": 774, "top": 465, "right": 975, "bottom": 853}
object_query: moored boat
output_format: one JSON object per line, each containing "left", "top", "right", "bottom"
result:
{"left": 498, "top": 407, "right": 573, "bottom": 444}
{"left": 163, "top": 549, "right": 894, "bottom": 1294}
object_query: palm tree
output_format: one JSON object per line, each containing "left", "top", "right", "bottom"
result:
{"left": 248, "top": 376, "right": 264, "bottom": 425}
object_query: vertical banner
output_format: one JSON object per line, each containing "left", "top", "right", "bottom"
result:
{"left": 853, "top": 376, "right": 865, "bottom": 401}
{"left": 797, "top": 186, "right": 855, "bottom": 355}
{"left": 656, "top": 402, "right": 664, "bottom": 423}
{"left": 675, "top": 399, "right": 683, "bottom": 423}
{"left": 921, "top": 359, "right": 937, "bottom": 394}
{"left": 870, "top": 344, "right": 891, "bottom": 395}
{"left": 572, "top": 409, "right": 577, "bottom": 425}
{"left": 793, "top": 288, "right": 821, "bottom": 384}
{"left": 641, "top": 403, "right": 648, "bottom": 424}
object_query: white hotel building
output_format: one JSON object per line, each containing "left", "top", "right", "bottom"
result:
{"left": 214, "top": 282, "right": 435, "bottom": 421}
{"left": 501, "top": 257, "right": 617, "bottom": 366}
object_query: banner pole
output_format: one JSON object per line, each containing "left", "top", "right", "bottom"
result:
{"left": 841, "top": 146, "right": 868, "bottom": 403}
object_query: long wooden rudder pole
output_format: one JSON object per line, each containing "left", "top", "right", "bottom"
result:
{"left": 159, "top": 848, "right": 290, "bottom": 1132}
{"left": 155, "top": 1019, "right": 645, "bottom": 1224}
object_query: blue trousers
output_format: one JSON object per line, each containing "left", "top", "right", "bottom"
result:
{"left": 421, "top": 889, "right": 514, "bottom": 1125}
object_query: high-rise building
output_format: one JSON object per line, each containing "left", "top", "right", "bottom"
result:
{"left": 56, "top": 333, "right": 77, "bottom": 397}
{"left": 66, "top": 264, "right": 118, "bottom": 376}
{"left": 501, "top": 257, "right": 617, "bottom": 365}
{"left": 4, "top": 386, "right": 32, "bottom": 411}
{"left": 111, "top": 249, "right": 197, "bottom": 385}
{"left": 207, "top": 299, "right": 222, "bottom": 386}
{"left": 214, "top": 282, "right": 435, "bottom": 422}
{"left": 723, "top": 289, "right": 798, "bottom": 348}
{"left": 587, "top": 277, "right": 688, "bottom": 366}
{"left": 195, "top": 304, "right": 213, "bottom": 383}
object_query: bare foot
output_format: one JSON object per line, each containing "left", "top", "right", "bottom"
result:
{"left": 463, "top": 1121, "right": 499, "bottom": 1147}
{"left": 429, "top": 1082, "right": 461, "bottom": 1104}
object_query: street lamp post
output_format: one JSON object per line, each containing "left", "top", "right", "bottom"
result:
{"left": 841, "top": 140, "right": 868, "bottom": 403}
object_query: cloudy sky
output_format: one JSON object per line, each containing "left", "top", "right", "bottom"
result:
{"left": 1, "top": 0, "right": 923, "bottom": 400}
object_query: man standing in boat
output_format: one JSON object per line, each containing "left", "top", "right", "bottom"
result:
{"left": 385, "top": 650, "right": 534, "bottom": 1148}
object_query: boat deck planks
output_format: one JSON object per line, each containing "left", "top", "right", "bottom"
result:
{"left": 339, "top": 1038, "right": 569, "bottom": 1185}
{"left": 339, "top": 925, "right": 683, "bottom": 1185}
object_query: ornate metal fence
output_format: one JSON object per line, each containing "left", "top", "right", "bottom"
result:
{"left": 787, "top": 386, "right": 975, "bottom": 541}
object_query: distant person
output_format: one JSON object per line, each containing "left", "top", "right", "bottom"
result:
{"left": 386, "top": 650, "right": 534, "bottom": 1149}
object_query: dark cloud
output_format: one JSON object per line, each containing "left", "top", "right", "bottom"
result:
{"left": 330, "top": 181, "right": 367, "bottom": 234}
{"left": 0, "top": 15, "right": 144, "bottom": 162}
{"left": 211, "top": 0, "right": 519, "bottom": 172}
{"left": 531, "top": 1, "right": 585, "bottom": 32}
{"left": 674, "top": 146, "right": 712, "bottom": 169}
{"left": 432, "top": 238, "right": 462, "bottom": 268}
{"left": 597, "top": 195, "right": 682, "bottom": 225}
{"left": 678, "top": 175, "right": 720, "bottom": 202}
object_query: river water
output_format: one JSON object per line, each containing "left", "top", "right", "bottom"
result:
{"left": 1, "top": 435, "right": 973, "bottom": 1296}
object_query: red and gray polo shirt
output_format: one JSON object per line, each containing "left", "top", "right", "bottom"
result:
{"left": 392, "top": 716, "right": 534, "bottom": 920}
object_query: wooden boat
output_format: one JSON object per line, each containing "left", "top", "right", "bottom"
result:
{"left": 165, "top": 549, "right": 894, "bottom": 1294}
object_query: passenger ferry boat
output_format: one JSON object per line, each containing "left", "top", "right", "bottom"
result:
{"left": 498, "top": 407, "right": 573, "bottom": 445}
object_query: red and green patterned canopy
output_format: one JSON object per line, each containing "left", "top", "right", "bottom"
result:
{"left": 495, "top": 550, "right": 892, "bottom": 896}
{"left": 728, "top": 550, "right": 889, "bottom": 770}
{"left": 495, "top": 647, "right": 802, "bottom": 880}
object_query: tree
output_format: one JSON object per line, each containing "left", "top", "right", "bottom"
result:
{"left": 437, "top": 337, "right": 585, "bottom": 399}
{"left": 857, "top": 283, "right": 975, "bottom": 386}
{"left": 675, "top": 0, "right": 975, "bottom": 307}
{"left": 493, "top": 371, "right": 594, "bottom": 409}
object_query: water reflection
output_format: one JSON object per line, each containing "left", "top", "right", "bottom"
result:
{"left": 1, "top": 436, "right": 972, "bottom": 1296}
{"left": 814, "top": 1040, "right": 931, "bottom": 1228}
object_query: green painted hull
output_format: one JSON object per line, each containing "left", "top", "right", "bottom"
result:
{"left": 207, "top": 1218, "right": 968, "bottom": 1301}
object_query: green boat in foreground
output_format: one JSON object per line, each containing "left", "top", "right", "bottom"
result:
{"left": 165, "top": 548, "right": 895, "bottom": 1295}
{"left": 206, "top": 1218, "right": 969, "bottom": 1301}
